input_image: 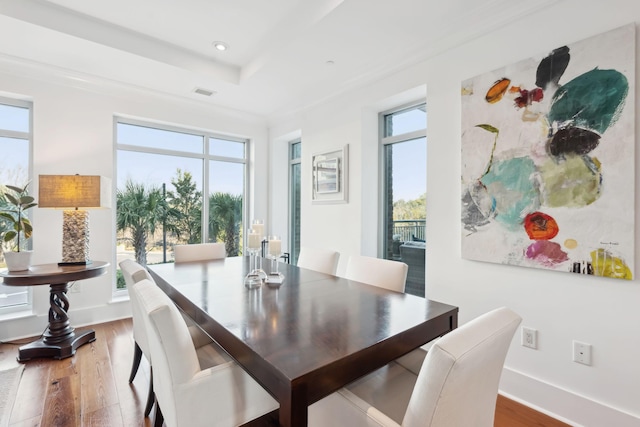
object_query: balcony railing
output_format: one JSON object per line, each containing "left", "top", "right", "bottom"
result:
{"left": 392, "top": 219, "right": 426, "bottom": 242}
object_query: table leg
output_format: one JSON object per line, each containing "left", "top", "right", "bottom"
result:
{"left": 17, "top": 282, "right": 95, "bottom": 362}
{"left": 279, "top": 383, "right": 307, "bottom": 427}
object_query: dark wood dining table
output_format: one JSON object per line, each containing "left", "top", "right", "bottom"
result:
{"left": 147, "top": 256, "right": 458, "bottom": 427}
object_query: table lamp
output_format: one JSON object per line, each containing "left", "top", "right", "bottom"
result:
{"left": 39, "top": 175, "right": 111, "bottom": 265}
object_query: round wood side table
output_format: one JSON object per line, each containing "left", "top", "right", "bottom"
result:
{"left": 0, "top": 261, "right": 109, "bottom": 362}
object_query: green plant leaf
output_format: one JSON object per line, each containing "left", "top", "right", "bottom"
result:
{"left": 22, "top": 202, "right": 37, "bottom": 210}
{"left": 3, "top": 231, "right": 16, "bottom": 242}
{"left": 0, "top": 212, "right": 15, "bottom": 221}
{"left": 5, "top": 185, "right": 23, "bottom": 193}
{"left": 19, "top": 196, "right": 35, "bottom": 205}
{"left": 5, "top": 193, "right": 19, "bottom": 205}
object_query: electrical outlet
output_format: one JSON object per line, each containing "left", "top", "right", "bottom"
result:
{"left": 573, "top": 341, "right": 592, "bottom": 366}
{"left": 521, "top": 327, "right": 537, "bottom": 349}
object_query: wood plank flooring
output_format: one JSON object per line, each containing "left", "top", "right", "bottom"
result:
{"left": 0, "top": 318, "right": 571, "bottom": 427}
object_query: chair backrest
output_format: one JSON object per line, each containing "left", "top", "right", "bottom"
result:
{"left": 132, "top": 278, "right": 202, "bottom": 427}
{"left": 402, "top": 307, "right": 522, "bottom": 427}
{"left": 119, "top": 259, "right": 154, "bottom": 355}
{"left": 297, "top": 247, "right": 340, "bottom": 275}
{"left": 174, "top": 242, "right": 226, "bottom": 263}
{"left": 345, "top": 255, "right": 408, "bottom": 292}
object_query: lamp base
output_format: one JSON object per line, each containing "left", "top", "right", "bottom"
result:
{"left": 61, "top": 210, "right": 91, "bottom": 265}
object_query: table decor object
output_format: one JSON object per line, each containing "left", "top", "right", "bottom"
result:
{"left": 265, "top": 235, "right": 284, "bottom": 286}
{"left": 244, "top": 227, "right": 263, "bottom": 289}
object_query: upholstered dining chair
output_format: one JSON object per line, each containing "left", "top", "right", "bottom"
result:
{"left": 308, "top": 307, "right": 522, "bottom": 427}
{"left": 119, "top": 259, "right": 229, "bottom": 417}
{"left": 173, "top": 242, "right": 226, "bottom": 263}
{"left": 344, "top": 255, "right": 408, "bottom": 293}
{"left": 132, "top": 278, "right": 279, "bottom": 427}
{"left": 297, "top": 246, "right": 340, "bottom": 275}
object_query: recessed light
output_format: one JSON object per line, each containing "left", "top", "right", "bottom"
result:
{"left": 326, "top": 60, "right": 335, "bottom": 66}
{"left": 212, "top": 41, "right": 229, "bottom": 51}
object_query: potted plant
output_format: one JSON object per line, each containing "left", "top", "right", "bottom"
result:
{"left": 0, "top": 183, "right": 37, "bottom": 271}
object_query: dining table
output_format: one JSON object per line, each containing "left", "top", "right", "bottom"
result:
{"left": 147, "top": 256, "right": 458, "bottom": 427}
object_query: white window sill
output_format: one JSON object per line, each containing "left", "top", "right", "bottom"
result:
{"left": 109, "top": 295, "right": 130, "bottom": 304}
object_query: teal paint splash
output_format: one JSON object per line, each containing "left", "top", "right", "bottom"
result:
{"left": 548, "top": 68, "right": 628, "bottom": 134}
{"left": 481, "top": 157, "right": 540, "bottom": 230}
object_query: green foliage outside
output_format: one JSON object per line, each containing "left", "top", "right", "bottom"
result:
{"left": 166, "top": 169, "right": 202, "bottom": 244}
{"left": 393, "top": 193, "right": 426, "bottom": 221}
{"left": 116, "top": 180, "right": 169, "bottom": 266}
{"left": 116, "top": 169, "right": 243, "bottom": 268}
{"left": 209, "top": 192, "right": 243, "bottom": 257}
{"left": 116, "top": 269, "right": 125, "bottom": 289}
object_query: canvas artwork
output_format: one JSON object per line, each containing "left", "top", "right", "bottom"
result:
{"left": 461, "top": 24, "right": 635, "bottom": 280}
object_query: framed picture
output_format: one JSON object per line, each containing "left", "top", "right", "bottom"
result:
{"left": 312, "top": 145, "right": 348, "bottom": 204}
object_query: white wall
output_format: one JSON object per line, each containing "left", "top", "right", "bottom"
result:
{"left": 0, "top": 64, "right": 270, "bottom": 340}
{"left": 269, "top": 1, "right": 640, "bottom": 424}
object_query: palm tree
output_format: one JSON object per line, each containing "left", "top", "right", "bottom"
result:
{"left": 116, "top": 180, "right": 173, "bottom": 266}
{"left": 209, "top": 192, "right": 243, "bottom": 256}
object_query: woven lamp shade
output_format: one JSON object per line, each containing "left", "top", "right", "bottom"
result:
{"left": 39, "top": 175, "right": 111, "bottom": 209}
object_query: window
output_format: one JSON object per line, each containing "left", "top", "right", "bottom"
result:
{"left": 115, "top": 119, "right": 247, "bottom": 292}
{"left": 289, "top": 140, "right": 301, "bottom": 264}
{"left": 380, "top": 103, "right": 426, "bottom": 297}
{"left": 0, "top": 98, "right": 33, "bottom": 313}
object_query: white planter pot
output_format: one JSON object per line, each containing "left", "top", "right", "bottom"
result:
{"left": 4, "top": 251, "right": 32, "bottom": 272}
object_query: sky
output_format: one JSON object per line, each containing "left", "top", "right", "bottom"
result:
{"left": 0, "top": 104, "right": 426, "bottom": 203}
{"left": 116, "top": 123, "right": 244, "bottom": 196}
{"left": 386, "top": 107, "right": 427, "bottom": 202}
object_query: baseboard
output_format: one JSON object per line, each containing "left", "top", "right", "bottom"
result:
{"left": 500, "top": 367, "right": 640, "bottom": 427}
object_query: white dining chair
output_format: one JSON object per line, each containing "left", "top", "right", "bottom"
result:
{"left": 132, "top": 278, "right": 279, "bottom": 427}
{"left": 297, "top": 246, "right": 340, "bottom": 275}
{"left": 173, "top": 242, "right": 226, "bottom": 263}
{"left": 309, "top": 307, "right": 522, "bottom": 427}
{"left": 119, "top": 259, "right": 230, "bottom": 417}
{"left": 345, "top": 255, "right": 408, "bottom": 293}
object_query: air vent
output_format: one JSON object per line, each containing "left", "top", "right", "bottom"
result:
{"left": 193, "top": 87, "right": 216, "bottom": 97}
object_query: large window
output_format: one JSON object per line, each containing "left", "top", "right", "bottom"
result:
{"left": 0, "top": 98, "right": 32, "bottom": 313}
{"left": 115, "top": 119, "right": 247, "bottom": 292}
{"left": 381, "top": 103, "right": 426, "bottom": 297}
{"left": 289, "top": 140, "right": 301, "bottom": 264}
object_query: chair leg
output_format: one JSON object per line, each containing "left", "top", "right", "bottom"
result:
{"left": 144, "top": 366, "right": 155, "bottom": 417}
{"left": 129, "top": 342, "right": 143, "bottom": 383}
{"left": 154, "top": 403, "right": 164, "bottom": 427}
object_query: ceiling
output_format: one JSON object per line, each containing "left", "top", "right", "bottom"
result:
{"left": 0, "top": 0, "right": 557, "bottom": 119}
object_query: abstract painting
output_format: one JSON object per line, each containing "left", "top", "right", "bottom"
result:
{"left": 461, "top": 24, "right": 635, "bottom": 280}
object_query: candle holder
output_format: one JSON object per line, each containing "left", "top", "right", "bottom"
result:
{"left": 265, "top": 235, "right": 285, "bottom": 287}
{"left": 251, "top": 220, "right": 267, "bottom": 281}
{"left": 244, "top": 227, "right": 264, "bottom": 289}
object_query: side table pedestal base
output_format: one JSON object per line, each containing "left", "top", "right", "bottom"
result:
{"left": 17, "top": 328, "right": 96, "bottom": 362}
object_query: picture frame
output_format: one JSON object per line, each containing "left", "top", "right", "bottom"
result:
{"left": 312, "top": 145, "right": 348, "bottom": 204}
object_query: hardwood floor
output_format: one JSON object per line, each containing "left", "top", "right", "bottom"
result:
{"left": 0, "top": 318, "right": 571, "bottom": 427}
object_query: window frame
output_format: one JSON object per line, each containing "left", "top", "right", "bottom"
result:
{"left": 378, "top": 100, "right": 427, "bottom": 260}
{"left": 114, "top": 117, "right": 249, "bottom": 297}
{"left": 288, "top": 139, "right": 301, "bottom": 265}
{"left": 0, "top": 96, "right": 34, "bottom": 316}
